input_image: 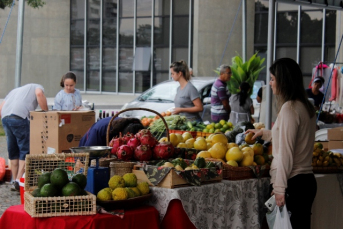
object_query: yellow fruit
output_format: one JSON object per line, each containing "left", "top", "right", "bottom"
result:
{"left": 159, "top": 137, "right": 168, "bottom": 143}
{"left": 241, "top": 147, "right": 254, "bottom": 157}
{"left": 323, "top": 160, "right": 329, "bottom": 166}
{"left": 316, "top": 160, "right": 323, "bottom": 166}
{"left": 228, "top": 143, "right": 239, "bottom": 148}
{"left": 206, "top": 124, "right": 214, "bottom": 130}
{"left": 208, "top": 143, "right": 227, "bottom": 159}
{"left": 194, "top": 137, "right": 207, "bottom": 150}
{"left": 97, "top": 189, "right": 112, "bottom": 201}
{"left": 206, "top": 134, "right": 215, "bottom": 142}
{"left": 252, "top": 162, "right": 257, "bottom": 166}
{"left": 196, "top": 151, "right": 212, "bottom": 158}
{"left": 314, "top": 142, "right": 323, "bottom": 151}
{"left": 207, "top": 143, "right": 212, "bottom": 150}
{"left": 169, "top": 133, "right": 179, "bottom": 147}
{"left": 211, "top": 133, "right": 228, "bottom": 145}
{"left": 254, "top": 155, "right": 265, "bottom": 165}
{"left": 245, "top": 132, "right": 256, "bottom": 144}
{"left": 252, "top": 143, "right": 264, "bottom": 155}
{"left": 112, "top": 187, "right": 128, "bottom": 200}
{"left": 182, "top": 132, "right": 193, "bottom": 141}
{"left": 175, "top": 133, "right": 184, "bottom": 143}
{"left": 227, "top": 160, "right": 238, "bottom": 167}
{"left": 175, "top": 165, "right": 183, "bottom": 171}
{"left": 226, "top": 147, "right": 243, "bottom": 162}
{"left": 191, "top": 164, "right": 199, "bottom": 169}
{"left": 239, "top": 143, "right": 249, "bottom": 150}
{"left": 137, "top": 182, "right": 150, "bottom": 195}
{"left": 177, "top": 142, "right": 188, "bottom": 148}
{"left": 219, "top": 120, "right": 226, "bottom": 126}
{"left": 185, "top": 138, "right": 195, "bottom": 148}
{"left": 240, "top": 154, "right": 254, "bottom": 166}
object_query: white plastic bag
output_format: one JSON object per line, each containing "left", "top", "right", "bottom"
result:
{"left": 273, "top": 205, "right": 292, "bottom": 229}
{"left": 266, "top": 205, "right": 278, "bottom": 229}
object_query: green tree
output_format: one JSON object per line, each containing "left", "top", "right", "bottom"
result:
{"left": 0, "top": 0, "right": 45, "bottom": 9}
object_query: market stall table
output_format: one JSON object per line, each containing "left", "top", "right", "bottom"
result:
{"left": 148, "top": 178, "right": 271, "bottom": 229}
{"left": 0, "top": 204, "right": 160, "bottom": 229}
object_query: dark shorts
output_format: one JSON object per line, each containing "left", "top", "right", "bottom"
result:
{"left": 2, "top": 115, "right": 30, "bottom": 160}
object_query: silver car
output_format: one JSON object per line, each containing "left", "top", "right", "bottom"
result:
{"left": 120, "top": 78, "right": 264, "bottom": 122}
{"left": 120, "top": 77, "right": 215, "bottom": 121}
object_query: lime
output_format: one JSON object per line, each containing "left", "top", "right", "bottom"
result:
{"left": 219, "top": 120, "right": 226, "bottom": 126}
{"left": 214, "top": 123, "right": 222, "bottom": 129}
{"left": 72, "top": 173, "right": 87, "bottom": 189}
{"left": 222, "top": 124, "right": 229, "bottom": 130}
{"left": 215, "top": 129, "right": 221, "bottom": 133}
{"left": 227, "top": 121, "right": 233, "bottom": 128}
{"left": 209, "top": 128, "right": 214, "bottom": 133}
{"left": 220, "top": 128, "right": 226, "bottom": 133}
{"left": 206, "top": 124, "right": 214, "bottom": 130}
{"left": 38, "top": 172, "right": 51, "bottom": 189}
{"left": 203, "top": 128, "right": 209, "bottom": 133}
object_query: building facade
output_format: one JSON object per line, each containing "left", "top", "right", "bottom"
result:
{"left": 0, "top": 0, "right": 341, "bottom": 97}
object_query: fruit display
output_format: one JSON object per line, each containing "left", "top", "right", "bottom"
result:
{"left": 32, "top": 168, "right": 88, "bottom": 197}
{"left": 108, "top": 129, "right": 175, "bottom": 161}
{"left": 312, "top": 142, "right": 343, "bottom": 167}
{"left": 96, "top": 173, "right": 150, "bottom": 201}
{"left": 155, "top": 157, "right": 216, "bottom": 170}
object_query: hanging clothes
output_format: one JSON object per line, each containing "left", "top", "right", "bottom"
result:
{"left": 329, "top": 65, "right": 338, "bottom": 101}
{"left": 310, "top": 63, "right": 332, "bottom": 103}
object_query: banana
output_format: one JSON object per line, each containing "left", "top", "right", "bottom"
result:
{"left": 323, "top": 161, "right": 329, "bottom": 167}
{"left": 334, "top": 158, "right": 341, "bottom": 167}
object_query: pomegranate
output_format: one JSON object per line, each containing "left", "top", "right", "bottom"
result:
{"left": 122, "top": 133, "right": 134, "bottom": 144}
{"left": 134, "top": 145, "right": 152, "bottom": 161}
{"left": 109, "top": 137, "right": 123, "bottom": 155}
{"left": 135, "top": 129, "right": 152, "bottom": 139}
{"left": 153, "top": 142, "right": 175, "bottom": 160}
{"left": 127, "top": 137, "right": 141, "bottom": 149}
{"left": 116, "top": 145, "right": 134, "bottom": 161}
{"left": 139, "top": 134, "right": 158, "bottom": 148}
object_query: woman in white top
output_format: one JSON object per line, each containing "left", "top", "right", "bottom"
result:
{"left": 246, "top": 58, "right": 317, "bottom": 229}
{"left": 54, "top": 72, "right": 82, "bottom": 111}
{"left": 229, "top": 82, "right": 254, "bottom": 125}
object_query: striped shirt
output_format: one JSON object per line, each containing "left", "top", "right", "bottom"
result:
{"left": 210, "top": 79, "right": 230, "bottom": 121}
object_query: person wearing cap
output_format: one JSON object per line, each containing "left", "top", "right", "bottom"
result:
{"left": 306, "top": 76, "right": 325, "bottom": 110}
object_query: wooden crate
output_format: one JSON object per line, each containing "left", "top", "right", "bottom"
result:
{"left": 24, "top": 153, "right": 97, "bottom": 217}
{"left": 132, "top": 165, "right": 222, "bottom": 189}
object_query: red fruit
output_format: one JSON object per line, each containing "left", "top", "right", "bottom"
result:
{"left": 116, "top": 145, "right": 133, "bottom": 161}
{"left": 122, "top": 133, "right": 134, "bottom": 144}
{"left": 153, "top": 142, "right": 175, "bottom": 160}
{"left": 109, "top": 137, "right": 123, "bottom": 155}
{"left": 127, "top": 137, "right": 141, "bottom": 149}
{"left": 135, "top": 129, "right": 152, "bottom": 139}
{"left": 134, "top": 145, "right": 152, "bottom": 161}
{"left": 139, "top": 134, "right": 158, "bottom": 148}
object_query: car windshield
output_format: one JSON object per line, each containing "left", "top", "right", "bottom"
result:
{"left": 139, "top": 82, "right": 179, "bottom": 102}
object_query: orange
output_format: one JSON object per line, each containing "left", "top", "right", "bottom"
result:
{"left": 245, "top": 132, "right": 256, "bottom": 144}
{"left": 252, "top": 143, "right": 263, "bottom": 155}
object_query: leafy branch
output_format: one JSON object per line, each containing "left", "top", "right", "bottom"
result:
{"left": 0, "top": 0, "right": 45, "bottom": 9}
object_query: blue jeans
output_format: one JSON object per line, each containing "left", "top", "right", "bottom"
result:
{"left": 2, "top": 115, "right": 30, "bottom": 160}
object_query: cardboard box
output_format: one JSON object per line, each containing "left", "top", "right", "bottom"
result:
{"left": 30, "top": 111, "right": 95, "bottom": 154}
{"left": 327, "top": 127, "right": 343, "bottom": 141}
{"left": 315, "top": 141, "right": 329, "bottom": 151}
{"left": 328, "top": 141, "right": 343, "bottom": 150}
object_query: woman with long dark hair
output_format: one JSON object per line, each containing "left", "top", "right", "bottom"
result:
{"left": 246, "top": 58, "right": 317, "bottom": 228}
{"left": 229, "top": 81, "right": 254, "bottom": 125}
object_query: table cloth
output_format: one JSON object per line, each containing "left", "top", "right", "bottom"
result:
{"left": 0, "top": 204, "right": 160, "bottom": 229}
{"left": 148, "top": 178, "right": 271, "bottom": 228}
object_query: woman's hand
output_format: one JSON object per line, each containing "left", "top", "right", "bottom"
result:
{"left": 172, "top": 107, "right": 182, "bottom": 114}
{"left": 244, "top": 129, "right": 263, "bottom": 140}
{"left": 275, "top": 193, "right": 285, "bottom": 207}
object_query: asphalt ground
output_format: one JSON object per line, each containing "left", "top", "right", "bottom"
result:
{"left": 0, "top": 94, "right": 138, "bottom": 217}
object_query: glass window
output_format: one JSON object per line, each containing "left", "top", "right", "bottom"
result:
{"left": 120, "top": 0, "right": 134, "bottom": 17}
{"left": 325, "top": 10, "right": 336, "bottom": 44}
{"left": 254, "top": 12, "right": 268, "bottom": 44}
{"left": 276, "top": 47, "right": 297, "bottom": 60}
{"left": 87, "top": 70, "right": 100, "bottom": 91}
{"left": 73, "top": 70, "right": 84, "bottom": 91}
{"left": 71, "top": 0, "right": 85, "bottom": 19}
{"left": 135, "top": 71, "right": 151, "bottom": 93}
{"left": 137, "top": 0, "right": 152, "bottom": 17}
{"left": 172, "top": 17, "right": 189, "bottom": 46}
{"left": 154, "top": 17, "right": 170, "bottom": 46}
{"left": 71, "top": 48, "right": 84, "bottom": 69}
{"left": 87, "top": 47, "right": 100, "bottom": 70}
{"left": 103, "top": 18, "right": 117, "bottom": 46}
{"left": 88, "top": 0, "right": 101, "bottom": 19}
{"left": 119, "top": 48, "right": 134, "bottom": 71}
{"left": 300, "top": 47, "right": 321, "bottom": 75}
{"left": 71, "top": 20, "right": 84, "bottom": 45}
{"left": 119, "top": 18, "right": 134, "bottom": 45}
{"left": 276, "top": 10, "right": 297, "bottom": 44}
{"left": 155, "top": 0, "right": 170, "bottom": 16}
{"left": 87, "top": 19, "right": 100, "bottom": 45}
{"left": 102, "top": 71, "right": 116, "bottom": 92}
{"left": 137, "top": 18, "right": 152, "bottom": 46}
{"left": 301, "top": 10, "right": 323, "bottom": 44}
{"left": 104, "top": 0, "right": 117, "bottom": 18}
{"left": 119, "top": 72, "right": 133, "bottom": 92}
{"left": 173, "top": 0, "right": 189, "bottom": 15}
{"left": 254, "top": 47, "right": 267, "bottom": 81}
{"left": 255, "top": 0, "right": 268, "bottom": 12}
{"left": 103, "top": 47, "right": 116, "bottom": 70}
{"left": 154, "top": 48, "right": 169, "bottom": 70}
{"left": 324, "top": 47, "right": 335, "bottom": 63}
{"left": 155, "top": 72, "right": 169, "bottom": 84}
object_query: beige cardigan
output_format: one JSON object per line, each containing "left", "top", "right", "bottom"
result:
{"left": 261, "top": 100, "right": 316, "bottom": 195}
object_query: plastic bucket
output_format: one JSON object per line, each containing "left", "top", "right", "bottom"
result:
{"left": 19, "top": 177, "right": 25, "bottom": 204}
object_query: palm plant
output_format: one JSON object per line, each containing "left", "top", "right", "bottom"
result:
{"left": 225, "top": 53, "right": 265, "bottom": 96}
